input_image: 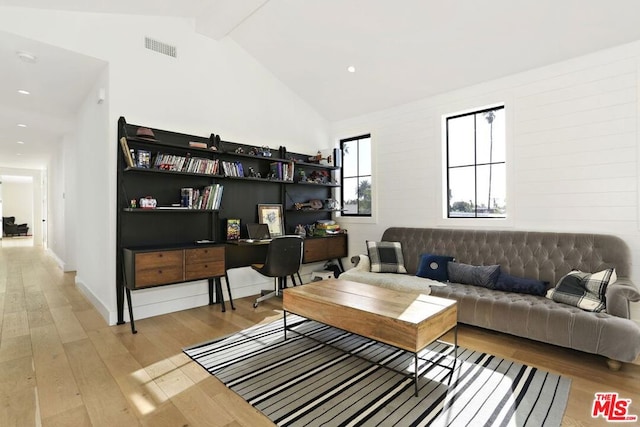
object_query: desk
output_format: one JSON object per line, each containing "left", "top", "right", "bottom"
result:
{"left": 225, "top": 234, "right": 347, "bottom": 271}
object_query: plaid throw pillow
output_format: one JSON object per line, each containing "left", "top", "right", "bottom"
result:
{"left": 366, "top": 241, "right": 407, "bottom": 273}
{"left": 546, "top": 268, "right": 616, "bottom": 312}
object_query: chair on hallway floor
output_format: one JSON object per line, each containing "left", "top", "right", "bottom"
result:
{"left": 2, "top": 216, "right": 29, "bottom": 236}
{"left": 252, "top": 235, "right": 304, "bottom": 308}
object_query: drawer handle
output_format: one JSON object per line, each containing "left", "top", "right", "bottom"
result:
{"left": 158, "top": 254, "right": 163, "bottom": 258}
{"left": 158, "top": 270, "right": 163, "bottom": 274}
{"left": 204, "top": 264, "right": 208, "bottom": 268}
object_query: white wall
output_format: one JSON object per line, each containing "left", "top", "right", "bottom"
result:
{"left": 332, "top": 40, "right": 640, "bottom": 322}
{"left": 0, "top": 7, "right": 330, "bottom": 324}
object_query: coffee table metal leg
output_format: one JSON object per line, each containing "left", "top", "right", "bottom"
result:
{"left": 414, "top": 353, "right": 419, "bottom": 397}
{"left": 284, "top": 310, "right": 288, "bottom": 340}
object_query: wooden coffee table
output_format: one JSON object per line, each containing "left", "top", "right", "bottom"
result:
{"left": 282, "top": 279, "right": 458, "bottom": 396}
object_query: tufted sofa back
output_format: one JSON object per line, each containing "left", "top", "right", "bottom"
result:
{"left": 381, "top": 227, "right": 630, "bottom": 286}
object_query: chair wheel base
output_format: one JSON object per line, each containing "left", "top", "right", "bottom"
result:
{"left": 253, "top": 302, "right": 259, "bottom": 308}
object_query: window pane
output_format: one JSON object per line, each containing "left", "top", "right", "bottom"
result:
{"left": 476, "top": 163, "right": 506, "bottom": 217}
{"left": 342, "top": 177, "right": 358, "bottom": 214}
{"left": 476, "top": 108, "right": 505, "bottom": 164}
{"left": 448, "top": 115, "right": 475, "bottom": 167}
{"left": 342, "top": 141, "right": 358, "bottom": 177}
{"left": 341, "top": 134, "right": 372, "bottom": 217}
{"left": 358, "top": 138, "right": 371, "bottom": 176}
{"left": 357, "top": 177, "right": 371, "bottom": 214}
{"left": 448, "top": 166, "right": 475, "bottom": 217}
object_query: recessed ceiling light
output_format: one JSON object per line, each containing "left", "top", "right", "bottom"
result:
{"left": 16, "top": 153, "right": 22, "bottom": 156}
{"left": 17, "top": 123, "right": 27, "bottom": 128}
{"left": 16, "top": 51, "right": 37, "bottom": 63}
{"left": 18, "top": 89, "right": 30, "bottom": 95}
{"left": 347, "top": 65, "right": 356, "bottom": 73}
{"left": 16, "top": 141, "right": 24, "bottom": 144}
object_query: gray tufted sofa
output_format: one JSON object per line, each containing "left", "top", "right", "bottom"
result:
{"left": 342, "top": 227, "right": 640, "bottom": 369}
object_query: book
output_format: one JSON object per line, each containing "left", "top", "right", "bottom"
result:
{"left": 119, "top": 137, "right": 135, "bottom": 167}
{"left": 226, "top": 218, "right": 241, "bottom": 240}
{"left": 137, "top": 149, "right": 151, "bottom": 168}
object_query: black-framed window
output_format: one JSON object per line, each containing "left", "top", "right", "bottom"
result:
{"left": 446, "top": 106, "right": 506, "bottom": 218}
{"left": 340, "top": 134, "right": 371, "bottom": 216}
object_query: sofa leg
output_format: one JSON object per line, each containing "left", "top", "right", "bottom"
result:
{"left": 607, "top": 359, "right": 622, "bottom": 371}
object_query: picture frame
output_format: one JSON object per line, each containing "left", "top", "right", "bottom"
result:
{"left": 258, "top": 204, "right": 284, "bottom": 237}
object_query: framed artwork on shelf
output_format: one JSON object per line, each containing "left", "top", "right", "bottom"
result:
{"left": 258, "top": 204, "right": 284, "bottom": 237}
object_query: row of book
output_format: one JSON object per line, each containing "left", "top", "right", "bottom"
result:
{"left": 181, "top": 184, "right": 224, "bottom": 210}
{"left": 154, "top": 154, "right": 219, "bottom": 175}
{"left": 221, "top": 161, "right": 244, "bottom": 177}
{"left": 270, "top": 161, "right": 295, "bottom": 181}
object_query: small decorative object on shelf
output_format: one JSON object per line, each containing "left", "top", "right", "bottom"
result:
{"left": 181, "top": 188, "right": 194, "bottom": 208}
{"left": 140, "top": 196, "right": 157, "bottom": 209}
{"left": 323, "top": 198, "right": 340, "bottom": 210}
{"left": 189, "top": 141, "right": 208, "bottom": 149}
{"left": 136, "top": 127, "right": 157, "bottom": 141}
{"left": 294, "top": 199, "right": 323, "bottom": 210}
{"left": 259, "top": 146, "right": 272, "bottom": 157}
{"left": 295, "top": 224, "right": 306, "bottom": 237}
{"left": 308, "top": 150, "right": 333, "bottom": 165}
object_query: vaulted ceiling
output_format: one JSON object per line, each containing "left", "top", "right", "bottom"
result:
{"left": 3, "top": 0, "right": 640, "bottom": 169}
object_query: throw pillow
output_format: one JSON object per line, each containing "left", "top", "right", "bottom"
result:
{"left": 366, "top": 241, "right": 407, "bottom": 273}
{"left": 546, "top": 268, "right": 616, "bottom": 312}
{"left": 416, "top": 254, "right": 455, "bottom": 282}
{"left": 494, "top": 272, "right": 547, "bottom": 296}
{"left": 447, "top": 262, "right": 501, "bottom": 288}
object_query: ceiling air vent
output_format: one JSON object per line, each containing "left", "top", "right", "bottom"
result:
{"left": 144, "top": 37, "right": 177, "bottom": 58}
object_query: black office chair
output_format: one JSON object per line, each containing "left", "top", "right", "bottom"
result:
{"left": 252, "top": 235, "right": 304, "bottom": 308}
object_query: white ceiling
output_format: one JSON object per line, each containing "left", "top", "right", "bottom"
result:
{"left": 3, "top": 0, "right": 640, "bottom": 170}
{"left": 0, "top": 30, "right": 106, "bottom": 170}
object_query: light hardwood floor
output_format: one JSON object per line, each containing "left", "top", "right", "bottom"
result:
{"left": 1, "top": 241, "right": 638, "bottom": 426}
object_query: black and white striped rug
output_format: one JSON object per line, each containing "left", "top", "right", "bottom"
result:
{"left": 184, "top": 316, "right": 570, "bottom": 426}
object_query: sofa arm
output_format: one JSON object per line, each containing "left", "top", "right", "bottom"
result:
{"left": 349, "top": 254, "right": 371, "bottom": 272}
{"left": 606, "top": 277, "right": 640, "bottom": 319}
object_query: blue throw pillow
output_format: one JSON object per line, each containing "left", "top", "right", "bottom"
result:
{"left": 495, "top": 272, "right": 547, "bottom": 296}
{"left": 416, "top": 254, "right": 455, "bottom": 282}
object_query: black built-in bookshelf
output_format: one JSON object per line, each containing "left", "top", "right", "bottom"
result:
{"left": 116, "top": 117, "right": 342, "bottom": 325}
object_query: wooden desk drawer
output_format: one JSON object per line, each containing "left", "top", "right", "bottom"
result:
{"left": 303, "top": 235, "right": 347, "bottom": 263}
{"left": 135, "top": 251, "right": 184, "bottom": 287}
{"left": 303, "top": 240, "right": 326, "bottom": 263}
{"left": 185, "top": 247, "right": 225, "bottom": 280}
{"left": 185, "top": 261, "right": 225, "bottom": 280}
{"left": 325, "top": 237, "right": 347, "bottom": 259}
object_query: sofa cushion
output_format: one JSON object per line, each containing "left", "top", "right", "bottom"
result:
{"left": 366, "top": 241, "right": 407, "bottom": 273}
{"left": 494, "top": 272, "right": 547, "bottom": 296}
{"left": 416, "top": 254, "right": 455, "bottom": 282}
{"left": 447, "top": 262, "right": 500, "bottom": 288}
{"left": 546, "top": 268, "right": 616, "bottom": 312}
